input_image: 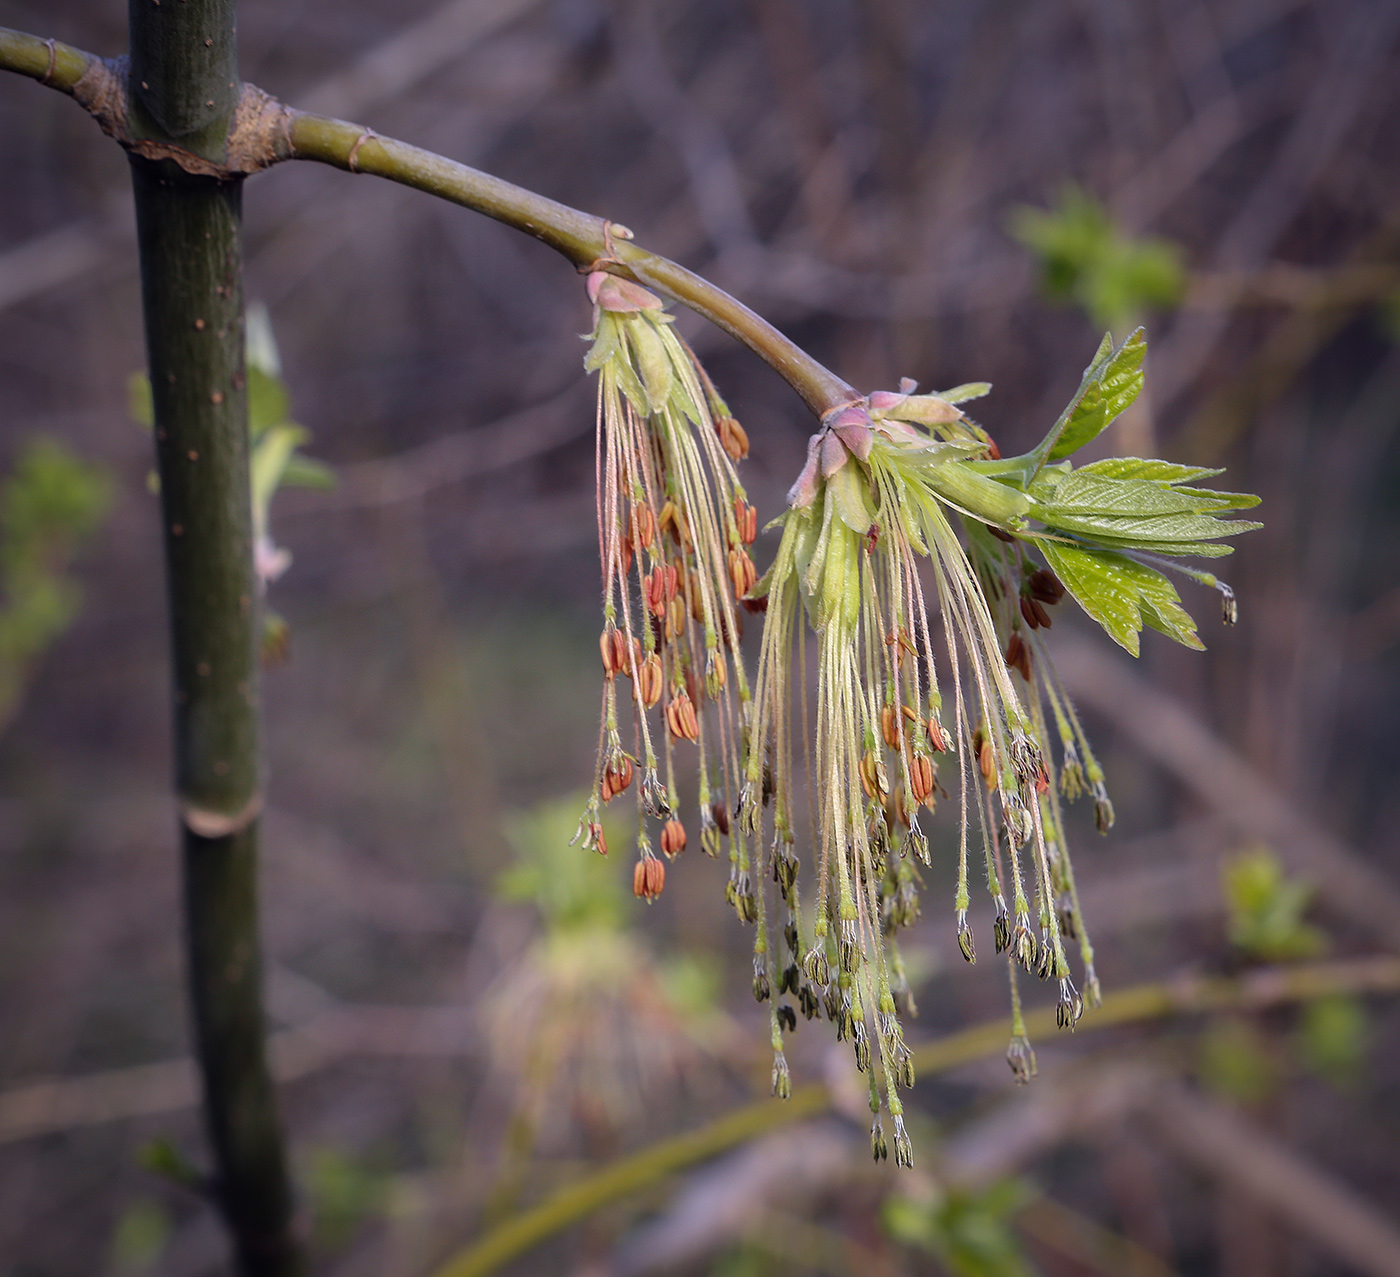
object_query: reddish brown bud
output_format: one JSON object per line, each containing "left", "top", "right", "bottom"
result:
{"left": 633, "top": 855, "right": 665, "bottom": 900}
{"left": 630, "top": 501, "right": 656, "bottom": 550}
{"left": 636, "top": 653, "right": 663, "bottom": 707}
{"left": 728, "top": 547, "right": 758, "bottom": 600}
{"left": 734, "top": 497, "right": 758, "bottom": 545}
{"left": 667, "top": 690, "right": 700, "bottom": 742}
{"left": 984, "top": 434, "right": 1002, "bottom": 461}
{"left": 660, "top": 818, "right": 687, "bottom": 858}
{"left": 1028, "top": 568, "right": 1064, "bottom": 604}
{"left": 1019, "top": 596, "right": 1052, "bottom": 630}
{"left": 988, "top": 526, "right": 1016, "bottom": 544}
{"left": 741, "top": 593, "right": 768, "bottom": 614}
{"left": 716, "top": 415, "right": 749, "bottom": 462}
{"left": 712, "top": 801, "right": 731, "bottom": 836}
{"left": 909, "top": 751, "right": 935, "bottom": 806}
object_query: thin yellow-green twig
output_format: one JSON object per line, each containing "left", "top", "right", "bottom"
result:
{"left": 430, "top": 956, "right": 1400, "bottom": 1277}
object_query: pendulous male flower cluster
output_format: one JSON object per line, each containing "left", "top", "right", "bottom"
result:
{"left": 577, "top": 291, "right": 1259, "bottom": 1167}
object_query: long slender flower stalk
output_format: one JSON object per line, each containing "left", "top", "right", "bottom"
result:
{"left": 604, "top": 326, "right": 1260, "bottom": 1166}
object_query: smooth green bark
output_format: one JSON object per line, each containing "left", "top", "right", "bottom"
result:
{"left": 127, "top": 3, "right": 301, "bottom": 1273}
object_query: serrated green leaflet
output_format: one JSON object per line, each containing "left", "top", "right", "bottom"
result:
{"left": 1039, "top": 539, "right": 1201, "bottom": 656}
{"left": 1076, "top": 457, "right": 1224, "bottom": 484}
{"left": 1035, "top": 472, "right": 1259, "bottom": 519}
{"left": 1040, "top": 507, "right": 1261, "bottom": 544}
{"left": 1046, "top": 327, "right": 1146, "bottom": 462}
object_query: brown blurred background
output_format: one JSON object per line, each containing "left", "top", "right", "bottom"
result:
{"left": 0, "top": 0, "right": 1398, "bottom": 1273}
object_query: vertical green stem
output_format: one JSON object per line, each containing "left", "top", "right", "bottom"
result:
{"left": 128, "top": 2, "right": 300, "bottom": 1273}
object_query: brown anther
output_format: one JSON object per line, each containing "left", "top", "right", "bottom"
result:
{"left": 1028, "top": 568, "right": 1065, "bottom": 604}
{"left": 658, "top": 499, "right": 689, "bottom": 546}
{"left": 634, "top": 855, "right": 665, "bottom": 900}
{"left": 864, "top": 523, "right": 881, "bottom": 555}
{"left": 881, "top": 703, "right": 902, "bottom": 750}
{"left": 1020, "top": 596, "right": 1052, "bottom": 630}
{"left": 619, "top": 536, "right": 634, "bottom": 576}
{"left": 716, "top": 415, "right": 749, "bottom": 462}
{"left": 859, "top": 750, "right": 890, "bottom": 803}
{"left": 984, "top": 435, "right": 1002, "bottom": 461}
{"left": 728, "top": 547, "right": 757, "bottom": 600}
{"left": 667, "top": 690, "right": 700, "bottom": 742}
{"left": 602, "top": 755, "right": 634, "bottom": 802}
{"left": 927, "top": 716, "right": 948, "bottom": 753}
{"left": 629, "top": 502, "right": 656, "bottom": 550}
{"left": 660, "top": 819, "right": 687, "bottom": 858}
{"left": 742, "top": 593, "right": 768, "bottom": 614}
{"left": 599, "top": 627, "right": 621, "bottom": 676}
{"left": 636, "top": 654, "right": 664, "bottom": 707}
{"left": 711, "top": 801, "right": 731, "bottom": 836}
{"left": 988, "top": 526, "right": 1016, "bottom": 543}
{"left": 974, "top": 731, "right": 997, "bottom": 789}
{"left": 1005, "top": 631, "right": 1033, "bottom": 680}
{"left": 909, "top": 752, "right": 935, "bottom": 806}
{"left": 734, "top": 496, "right": 758, "bottom": 545}
{"left": 665, "top": 596, "right": 687, "bottom": 642}
{"left": 645, "top": 564, "right": 679, "bottom": 618}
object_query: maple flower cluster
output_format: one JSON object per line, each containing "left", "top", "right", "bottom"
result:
{"left": 576, "top": 276, "right": 1259, "bottom": 1166}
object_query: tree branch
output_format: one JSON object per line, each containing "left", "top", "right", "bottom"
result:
{"left": 0, "top": 23, "right": 859, "bottom": 421}
{"left": 428, "top": 956, "right": 1400, "bottom": 1277}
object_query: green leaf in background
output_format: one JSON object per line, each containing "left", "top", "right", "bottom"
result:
{"left": 0, "top": 436, "right": 110, "bottom": 731}
{"left": 1010, "top": 185, "right": 1184, "bottom": 330}
{"left": 1298, "top": 995, "right": 1369, "bottom": 1089}
{"left": 1222, "top": 845, "right": 1325, "bottom": 962}
{"left": 886, "top": 1179, "right": 1038, "bottom": 1277}
{"left": 1037, "top": 539, "right": 1202, "bottom": 655}
{"left": 305, "top": 1145, "right": 389, "bottom": 1249}
{"left": 1199, "top": 1018, "right": 1279, "bottom": 1106}
{"left": 109, "top": 1199, "right": 171, "bottom": 1272}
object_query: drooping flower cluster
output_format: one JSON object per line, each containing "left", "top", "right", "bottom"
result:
{"left": 575, "top": 271, "right": 758, "bottom": 910}
{"left": 578, "top": 296, "right": 1260, "bottom": 1167}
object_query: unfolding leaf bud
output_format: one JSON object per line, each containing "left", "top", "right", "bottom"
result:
{"left": 734, "top": 496, "right": 758, "bottom": 545}
{"left": 909, "top": 751, "right": 935, "bottom": 806}
{"left": 633, "top": 855, "right": 665, "bottom": 901}
{"left": 629, "top": 501, "right": 656, "bottom": 550}
{"left": 666, "top": 690, "right": 700, "bottom": 742}
{"left": 660, "top": 817, "right": 687, "bottom": 857}
{"left": 728, "top": 547, "right": 758, "bottom": 600}
{"left": 1005, "top": 631, "right": 1033, "bottom": 681}
{"left": 602, "top": 754, "right": 634, "bottom": 802}
{"left": 1028, "top": 568, "right": 1064, "bottom": 604}
{"left": 716, "top": 415, "right": 749, "bottom": 461}
{"left": 1020, "top": 596, "right": 1052, "bottom": 630}
{"left": 859, "top": 750, "right": 890, "bottom": 803}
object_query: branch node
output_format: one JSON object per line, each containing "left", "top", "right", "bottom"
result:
{"left": 346, "top": 127, "right": 377, "bottom": 173}
{"left": 180, "top": 793, "right": 263, "bottom": 840}
{"left": 40, "top": 38, "right": 56, "bottom": 86}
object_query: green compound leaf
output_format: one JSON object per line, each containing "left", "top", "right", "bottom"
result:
{"left": 1046, "top": 327, "right": 1146, "bottom": 462}
{"left": 1039, "top": 539, "right": 1202, "bottom": 655}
